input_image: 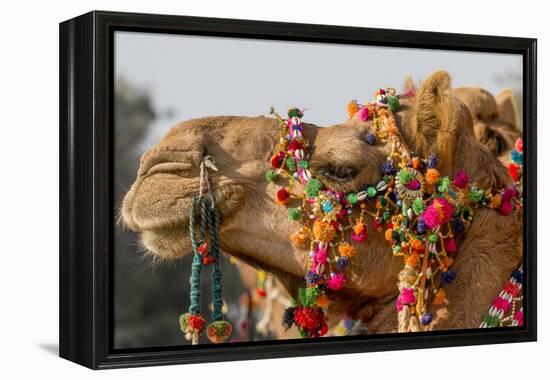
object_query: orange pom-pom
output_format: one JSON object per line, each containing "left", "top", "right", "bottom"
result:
{"left": 316, "top": 294, "right": 330, "bottom": 308}
{"left": 425, "top": 168, "right": 440, "bottom": 185}
{"left": 347, "top": 100, "right": 360, "bottom": 118}
{"left": 290, "top": 227, "right": 309, "bottom": 246}
{"left": 433, "top": 288, "right": 446, "bottom": 305}
{"left": 441, "top": 256, "right": 454, "bottom": 269}
{"left": 412, "top": 158, "right": 421, "bottom": 170}
{"left": 406, "top": 253, "right": 420, "bottom": 267}
{"left": 385, "top": 228, "right": 393, "bottom": 241}
{"left": 313, "top": 221, "right": 336, "bottom": 242}
{"left": 489, "top": 193, "right": 502, "bottom": 209}
{"left": 353, "top": 222, "right": 366, "bottom": 236}
{"left": 410, "top": 238, "right": 425, "bottom": 253}
{"left": 338, "top": 242, "right": 356, "bottom": 258}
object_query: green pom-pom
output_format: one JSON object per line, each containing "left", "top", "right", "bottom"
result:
{"left": 398, "top": 169, "right": 413, "bottom": 185}
{"left": 412, "top": 197, "right": 425, "bottom": 215}
{"left": 305, "top": 178, "right": 323, "bottom": 198}
{"left": 298, "top": 160, "right": 309, "bottom": 169}
{"left": 304, "top": 287, "right": 320, "bottom": 307}
{"left": 383, "top": 211, "right": 390, "bottom": 220}
{"left": 378, "top": 196, "right": 388, "bottom": 207}
{"left": 388, "top": 96, "right": 400, "bottom": 113}
{"left": 347, "top": 193, "right": 358, "bottom": 205}
{"left": 428, "top": 234, "right": 438, "bottom": 243}
{"left": 288, "top": 207, "right": 302, "bottom": 221}
{"left": 437, "top": 177, "right": 450, "bottom": 193}
{"left": 265, "top": 169, "right": 279, "bottom": 182}
{"left": 393, "top": 245, "right": 402, "bottom": 254}
{"left": 288, "top": 108, "right": 303, "bottom": 118}
{"left": 286, "top": 157, "right": 297, "bottom": 172}
{"left": 483, "top": 314, "right": 501, "bottom": 328}
{"left": 469, "top": 189, "right": 484, "bottom": 203}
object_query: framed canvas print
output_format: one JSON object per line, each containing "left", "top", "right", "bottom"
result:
{"left": 59, "top": 11, "right": 537, "bottom": 369}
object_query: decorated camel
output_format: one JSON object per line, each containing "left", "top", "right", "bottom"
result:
{"left": 121, "top": 71, "right": 523, "bottom": 341}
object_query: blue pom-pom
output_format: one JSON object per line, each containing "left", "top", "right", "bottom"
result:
{"left": 442, "top": 269, "right": 457, "bottom": 284}
{"left": 428, "top": 153, "right": 438, "bottom": 168}
{"left": 511, "top": 269, "right": 523, "bottom": 283}
{"left": 420, "top": 312, "right": 433, "bottom": 325}
{"left": 336, "top": 256, "right": 349, "bottom": 270}
{"left": 343, "top": 319, "right": 355, "bottom": 329}
{"left": 381, "top": 161, "right": 395, "bottom": 175}
{"left": 365, "top": 132, "right": 376, "bottom": 145}
{"left": 511, "top": 150, "right": 523, "bottom": 165}
{"left": 305, "top": 271, "right": 321, "bottom": 285}
{"left": 417, "top": 217, "right": 426, "bottom": 234}
{"left": 453, "top": 218, "right": 465, "bottom": 233}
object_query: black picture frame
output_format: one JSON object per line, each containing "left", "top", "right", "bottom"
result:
{"left": 59, "top": 10, "right": 537, "bottom": 369}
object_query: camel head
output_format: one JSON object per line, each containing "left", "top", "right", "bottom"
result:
{"left": 121, "top": 70, "right": 512, "bottom": 314}
{"left": 453, "top": 87, "right": 519, "bottom": 158}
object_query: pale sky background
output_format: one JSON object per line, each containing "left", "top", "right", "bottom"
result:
{"left": 115, "top": 31, "right": 523, "bottom": 150}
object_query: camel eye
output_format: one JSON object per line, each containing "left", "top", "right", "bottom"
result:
{"left": 319, "top": 165, "right": 358, "bottom": 182}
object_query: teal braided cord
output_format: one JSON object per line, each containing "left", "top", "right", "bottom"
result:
{"left": 188, "top": 195, "right": 203, "bottom": 315}
{"left": 209, "top": 206, "right": 224, "bottom": 321}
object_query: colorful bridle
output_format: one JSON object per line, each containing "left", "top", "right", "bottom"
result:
{"left": 267, "top": 88, "right": 523, "bottom": 336}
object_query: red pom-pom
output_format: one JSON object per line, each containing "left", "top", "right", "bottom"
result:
{"left": 271, "top": 151, "right": 285, "bottom": 169}
{"left": 288, "top": 140, "right": 303, "bottom": 151}
{"left": 202, "top": 255, "right": 216, "bottom": 265}
{"left": 276, "top": 188, "right": 291, "bottom": 205}
{"left": 256, "top": 288, "right": 266, "bottom": 298}
{"left": 188, "top": 314, "right": 206, "bottom": 331}
{"left": 198, "top": 242, "right": 208, "bottom": 255}
{"left": 508, "top": 163, "right": 520, "bottom": 182}
{"left": 294, "top": 307, "right": 323, "bottom": 330}
{"left": 453, "top": 170, "right": 469, "bottom": 189}
{"left": 444, "top": 237, "right": 457, "bottom": 253}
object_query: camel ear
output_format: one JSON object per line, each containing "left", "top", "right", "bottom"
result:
{"left": 403, "top": 76, "right": 417, "bottom": 95}
{"left": 496, "top": 88, "right": 518, "bottom": 127}
{"left": 406, "top": 70, "right": 461, "bottom": 174}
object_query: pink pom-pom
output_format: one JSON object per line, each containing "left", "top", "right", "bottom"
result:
{"left": 314, "top": 248, "right": 328, "bottom": 265}
{"left": 444, "top": 238, "right": 457, "bottom": 253}
{"left": 396, "top": 288, "right": 416, "bottom": 311}
{"left": 358, "top": 107, "right": 370, "bottom": 122}
{"left": 502, "top": 187, "right": 517, "bottom": 202}
{"left": 406, "top": 179, "right": 421, "bottom": 190}
{"left": 327, "top": 272, "right": 346, "bottom": 291}
{"left": 492, "top": 296, "right": 511, "bottom": 313}
{"left": 515, "top": 309, "right": 523, "bottom": 326}
{"left": 515, "top": 138, "right": 523, "bottom": 153}
{"left": 422, "top": 198, "right": 453, "bottom": 229}
{"left": 453, "top": 170, "right": 469, "bottom": 189}
{"left": 351, "top": 232, "right": 367, "bottom": 242}
{"left": 499, "top": 201, "right": 513, "bottom": 216}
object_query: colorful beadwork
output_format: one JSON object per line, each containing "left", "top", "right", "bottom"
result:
{"left": 268, "top": 88, "right": 524, "bottom": 335}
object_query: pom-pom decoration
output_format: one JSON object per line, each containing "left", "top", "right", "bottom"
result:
{"left": 206, "top": 321, "right": 233, "bottom": 344}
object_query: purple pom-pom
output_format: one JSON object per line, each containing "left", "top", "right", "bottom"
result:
{"left": 305, "top": 270, "right": 321, "bottom": 285}
{"left": 452, "top": 218, "right": 465, "bottom": 233}
{"left": 428, "top": 153, "right": 438, "bottom": 168}
{"left": 365, "top": 132, "right": 376, "bottom": 145}
{"left": 442, "top": 269, "right": 457, "bottom": 284}
{"left": 336, "top": 256, "right": 348, "bottom": 269}
{"left": 420, "top": 312, "right": 433, "bottom": 325}
{"left": 381, "top": 161, "right": 395, "bottom": 175}
{"left": 416, "top": 217, "right": 426, "bottom": 234}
